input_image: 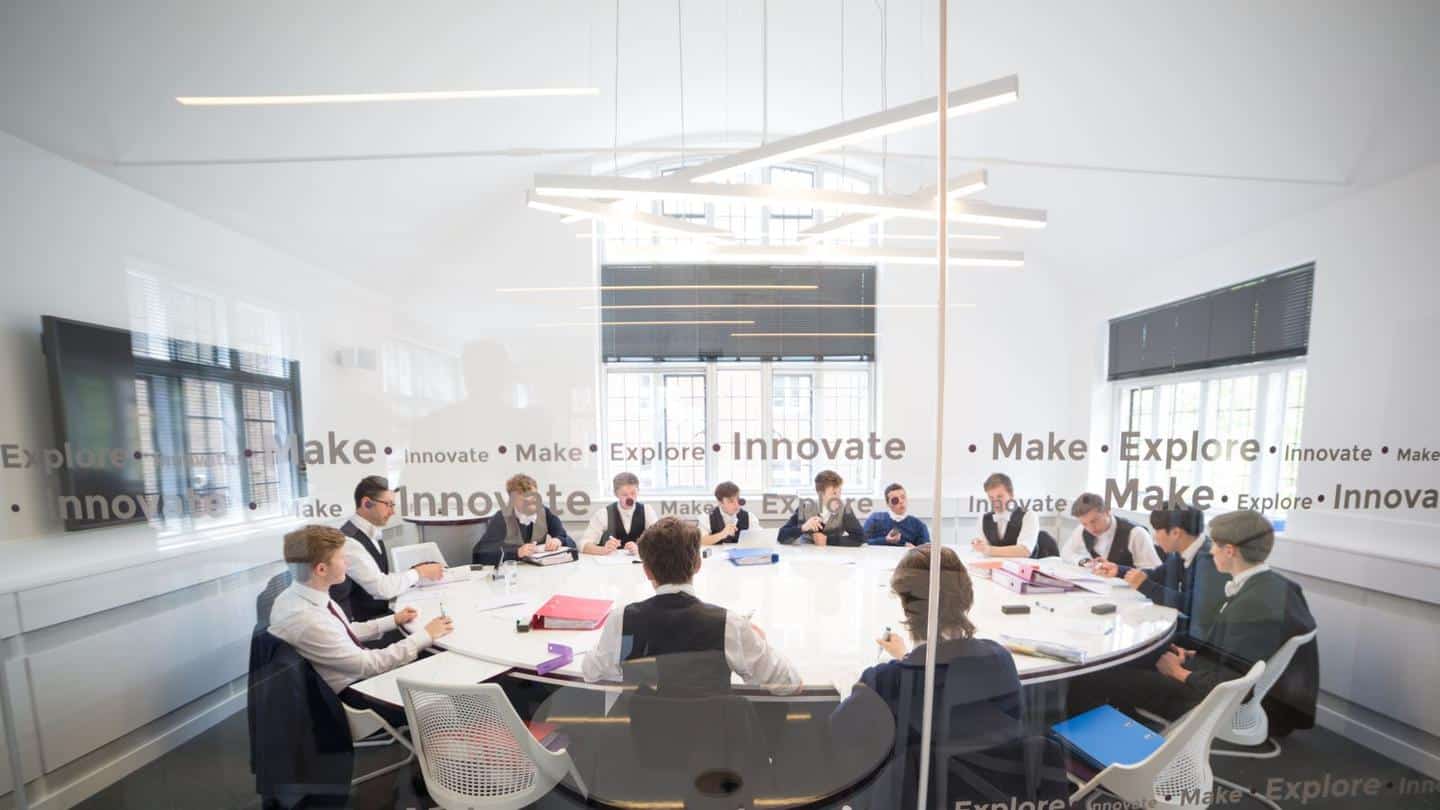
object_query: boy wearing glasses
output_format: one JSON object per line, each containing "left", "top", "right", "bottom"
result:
{"left": 863, "top": 483, "right": 931, "bottom": 546}
{"left": 331, "top": 475, "right": 444, "bottom": 621}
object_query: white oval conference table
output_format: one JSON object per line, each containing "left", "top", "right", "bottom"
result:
{"left": 392, "top": 528, "right": 1177, "bottom": 693}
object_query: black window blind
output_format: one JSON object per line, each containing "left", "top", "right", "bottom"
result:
{"left": 600, "top": 265, "right": 876, "bottom": 361}
{"left": 1108, "top": 263, "right": 1314, "bottom": 381}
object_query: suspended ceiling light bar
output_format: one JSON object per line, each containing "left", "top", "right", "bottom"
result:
{"left": 731, "top": 332, "right": 877, "bottom": 337}
{"left": 538, "top": 320, "right": 756, "bottom": 327}
{"left": 580, "top": 303, "right": 976, "bottom": 310}
{"left": 603, "top": 244, "right": 1023, "bottom": 267}
{"left": 496, "top": 283, "right": 818, "bottom": 293}
{"left": 573, "top": 231, "right": 1000, "bottom": 240}
{"left": 527, "top": 192, "right": 733, "bottom": 241}
{"left": 880, "top": 232, "right": 1001, "bottom": 240}
{"left": 663, "top": 75, "right": 1018, "bottom": 182}
{"left": 532, "top": 170, "right": 993, "bottom": 220}
{"left": 796, "top": 177, "right": 1003, "bottom": 242}
{"left": 176, "top": 88, "right": 600, "bottom": 106}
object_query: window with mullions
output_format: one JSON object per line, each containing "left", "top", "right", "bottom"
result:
{"left": 132, "top": 337, "right": 305, "bottom": 535}
{"left": 767, "top": 166, "right": 817, "bottom": 245}
{"left": 602, "top": 361, "right": 876, "bottom": 494}
{"left": 1112, "top": 361, "right": 1306, "bottom": 521}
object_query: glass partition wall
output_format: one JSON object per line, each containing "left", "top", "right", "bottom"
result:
{"left": 2, "top": 2, "right": 1439, "bottom": 810}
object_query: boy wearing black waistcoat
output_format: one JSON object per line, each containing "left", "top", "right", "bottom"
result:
{"left": 1060, "top": 492, "right": 1162, "bottom": 570}
{"left": 580, "top": 471, "right": 657, "bottom": 556}
{"left": 970, "top": 472, "right": 1041, "bottom": 558}
{"left": 472, "top": 473, "right": 576, "bottom": 566}
{"left": 702, "top": 481, "right": 752, "bottom": 545}
{"left": 581, "top": 516, "right": 802, "bottom": 694}
{"left": 777, "top": 469, "right": 866, "bottom": 547}
{"left": 330, "top": 476, "right": 444, "bottom": 622}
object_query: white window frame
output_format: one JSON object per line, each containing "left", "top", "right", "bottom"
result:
{"left": 602, "top": 360, "right": 878, "bottom": 496}
{"left": 1107, "top": 357, "right": 1308, "bottom": 519}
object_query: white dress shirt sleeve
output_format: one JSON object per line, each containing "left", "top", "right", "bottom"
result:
{"left": 1129, "top": 525, "right": 1162, "bottom": 568}
{"left": 352, "top": 614, "right": 399, "bottom": 642}
{"left": 343, "top": 537, "right": 420, "bottom": 600}
{"left": 1060, "top": 525, "right": 1092, "bottom": 565}
{"left": 580, "top": 510, "right": 609, "bottom": 550}
{"left": 726, "top": 613, "right": 803, "bottom": 695}
{"left": 1015, "top": 510, "right": 1039, "bottom": 554}
{"left": 287, "top": 607, "right": 432, "bottom": 691}
{"left": 581, "top": 607, "right": 626, "bottom": 682}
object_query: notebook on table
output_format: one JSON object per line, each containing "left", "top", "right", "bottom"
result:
{"left": 728, "top": 548, "right": 779, "bottom": 566}
{"left": 523, "top": 548, "right": 577, "bottom": 566}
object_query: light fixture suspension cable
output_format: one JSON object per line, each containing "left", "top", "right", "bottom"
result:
{"left": 613, "top": 0, "right": 621, "bottom": 176}
{"left": 881, "top": 0, "right": 888, "bottom": 194}
{"left": 839, "top": 0, "right": 847, "bottom": 182}
{"left": 677, "top": 0, "right": 686, "bottom": 166}
{"left": 762, "top": 0, "right": 769, "bottom": 146}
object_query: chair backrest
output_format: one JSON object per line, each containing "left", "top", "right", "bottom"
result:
{"left": 391, "top": 541, "right": 446, "bottom": 573}
{"left": 399, "top": 679, "right": 576, "bottom": 810}
{"left": 1219, "top": 629, "right": 1317, "bottom": 745}
{"left": 1105, "top": 661, "right": 1265, "bottom": 809}
{"left": 255, "top": 569, "right": 293, "bottom": 630}
{"left": 1030, "top": 530, "right": 1060, "bottom": 559}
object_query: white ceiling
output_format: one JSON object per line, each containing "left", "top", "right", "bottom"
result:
{"left": 3, "top": 0, "right": 1439, "bottom": 311}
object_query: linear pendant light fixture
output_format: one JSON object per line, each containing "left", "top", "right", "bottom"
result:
{"left": 667, "top": 75, "right": 1019, "bottom": 182}
{"left": 496, "top": 283, "right": 818, "bottom": 293}
{"left": 176, "top": 87, "right": 599, "bottom": 106}
{"left": 533, "top": 171, "right": 986, "bottom": 208}
{"left": 526, "top": 192, "right": 732, "bottom": 241}
{"left": 797, "top": 177, "right": 1004, "bottom": 242}
{"left": 533, "top": 173, "right": 1045, "bottom": 230}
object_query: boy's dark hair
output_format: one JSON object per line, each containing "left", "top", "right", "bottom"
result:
{"left": 1150, "top": 502, "right": 1205, "bottom": 536}
{"left": 814, "top": 469, "right": 843, "bottom": 493}
{"left": 354, "top": 475, "right": 391, "bottom": 508}
{"left": 883, "top": 482, "right": 906, "bottom": 499}
{"left": 714, "top": 481, "right": 740, "bottom": 501}
{"left": 1070, "top": 492, "right": 1106, "bottom": 518}
{"left": 638, "top": 516, "right": 702, "bottom": 586}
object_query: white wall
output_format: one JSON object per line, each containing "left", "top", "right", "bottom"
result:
{"left": 0, "top": 129, "right": 598, "bottom": 807}
{"left": 1071, "top": 160, "right": 1440, "bottom": 777}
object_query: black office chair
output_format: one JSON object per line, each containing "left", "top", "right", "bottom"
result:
{"left": 1030, "top": 530, "right": 1060, "bottom": 559}
{"left": 248, "top": 629, "right": 354, "bottom": 808}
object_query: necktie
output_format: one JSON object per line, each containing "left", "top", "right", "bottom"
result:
{"left": 327, "top": 601, "right": 363, "bottom": 647}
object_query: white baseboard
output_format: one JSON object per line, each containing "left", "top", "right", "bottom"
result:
{"left": 22, "top": 686, "right": 246, "bottom": 810}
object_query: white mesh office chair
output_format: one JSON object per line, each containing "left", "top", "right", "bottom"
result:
{"left": 398, "top": 679, "right": 587, "bottom": 810}
{"left": 1068, "top": 661, "right": 1264, "bottom": 810}
{"left": 343, "top": 703, "right": 415, "bottom": 784}
{"left": 1213, "top": 629, "right": 1317, "bottom": 758}
{"left": 390, "top": 541, "right": 447, "bottom": 573}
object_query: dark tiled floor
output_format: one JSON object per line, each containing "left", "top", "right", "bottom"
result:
{"left": 74, "top": 708, "right": 1437, "bottom": 809}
